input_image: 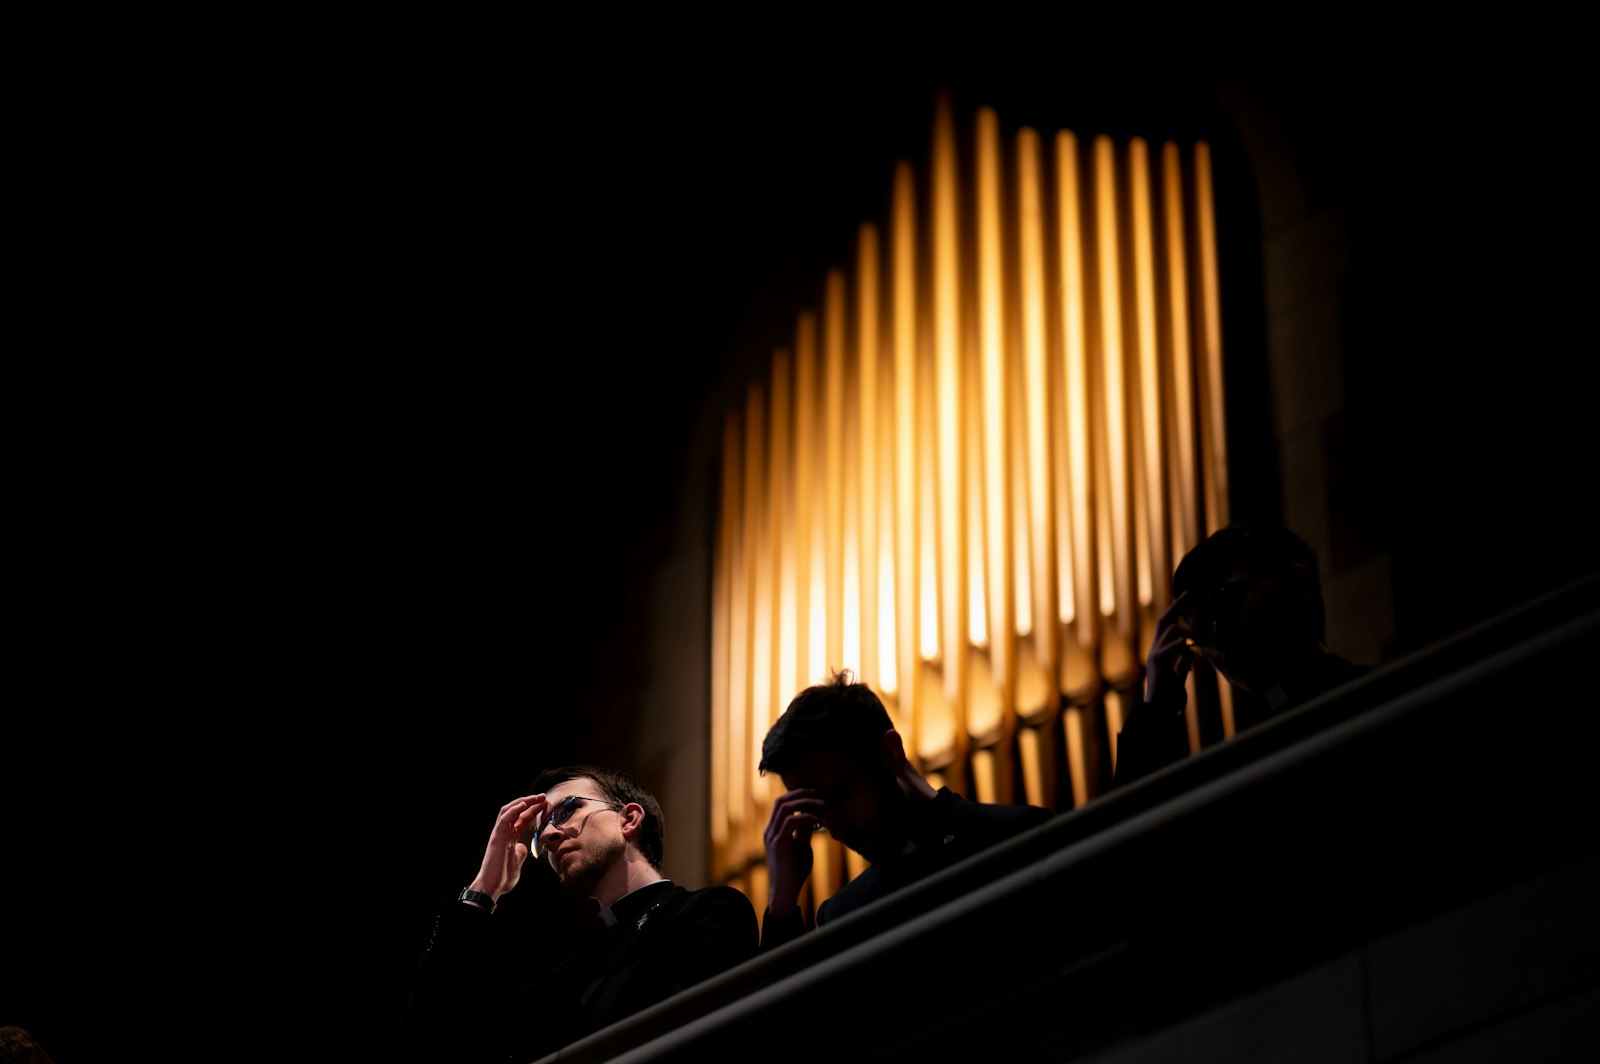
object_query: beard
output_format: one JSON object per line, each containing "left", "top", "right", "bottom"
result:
{"left": 553, "top": 831, "right": 626, "bottom": 897}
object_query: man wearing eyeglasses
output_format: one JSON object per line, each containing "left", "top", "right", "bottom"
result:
{"left": 1113, "top": 522, "right": 1372, "bottom": 787}
{"left": 404, "top": 764, "right": 759, "bottom": 1062}
{"left": 757, "top": 670, "right": 1054, "bottom": 951}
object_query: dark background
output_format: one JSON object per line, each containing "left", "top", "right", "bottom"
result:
{"left": 8, "top": 26, "right": 1594, "bottom": 1062}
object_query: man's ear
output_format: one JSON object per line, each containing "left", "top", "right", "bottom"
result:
{"left": 1288, "top": 561, "right": 1315, "bottom": 604}
{"left": 619, "top": 802, "right": 646, "bottom": 839}
{"left": 878, "top": 728, "right": 908, "bottom": 770}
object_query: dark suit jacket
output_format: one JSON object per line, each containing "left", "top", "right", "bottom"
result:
{"left": 406, "top": 879, "right": 758, "bottom": 1063}
{"left": 761, "top": 788, "right": 1054, "bottom": 950}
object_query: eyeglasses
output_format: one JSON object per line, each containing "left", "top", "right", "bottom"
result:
{"left": 533, "top": 795, "right": 621, "bottom": 857}
{"left": 1184, "top": 578, "right": 1256, "bottom": 640}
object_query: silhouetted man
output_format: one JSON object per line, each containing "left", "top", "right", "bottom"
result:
{"left": 1114, "top": 522, "right": 1370, "bottom": 787}
{"left": 759, "top": 670, "right": 1052, "bottom": 950}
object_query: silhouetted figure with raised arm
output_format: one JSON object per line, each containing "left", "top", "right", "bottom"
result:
{"left": 404, "top": 764, "right": 758, "bottom": 1063}
{"left": 759, "top": 670, "right": 1053, "bottom": 951}
{"left": 1114, "top": 522, "right": 1371, "bottom": 787}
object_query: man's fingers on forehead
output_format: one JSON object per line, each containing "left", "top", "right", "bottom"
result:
{"left": 777, "top": 788, "right": 822, "bottom": 805}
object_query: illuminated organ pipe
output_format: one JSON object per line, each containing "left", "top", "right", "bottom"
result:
{"left": 711, "top": 94, "right": 1229, "bottom": 903}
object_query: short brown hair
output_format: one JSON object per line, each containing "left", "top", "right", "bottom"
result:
{"left": 759, "top": 669, "right": 892, "bottom": 776}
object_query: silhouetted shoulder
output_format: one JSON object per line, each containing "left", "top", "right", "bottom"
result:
{"left": 667, "top": 884, "right": 759, "bottom": 930}
{"left": 646, "top": 883, "right": 759, "bottom": 964}
{"left": 940, "top": 788, "right": 1053, "bottom": 842}
{"left": 978, "top": 800, "right": 1054, "bottom": 827}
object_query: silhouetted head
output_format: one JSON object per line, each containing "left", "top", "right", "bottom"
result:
{"left": 760, "top": 669, "right": 917, "bottom": 862}
{"left": 760, "top": 670, "right": 894, "bottom": 775}
{"left": 0, "top": 1026, "right": 56, "bottom": 1064}
{"left": 531, "top": 764, "right": 666, "bottom": 875}
{"left": 1172, "top": 523, "right": 1327, "bottom": 694}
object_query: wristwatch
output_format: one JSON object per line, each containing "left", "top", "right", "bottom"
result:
{"left": 458, "top": 887, "right": 497, "bottom": 913}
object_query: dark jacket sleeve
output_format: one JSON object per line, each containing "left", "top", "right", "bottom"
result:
{"left": 1112, "top": 685, "right": 1193, "bottom": 787}
{"left": 758, "top": 905, "right": 807, "bottom": 952}
{"left": 404, "top": 901, "right": 516, "bottom": 1064}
